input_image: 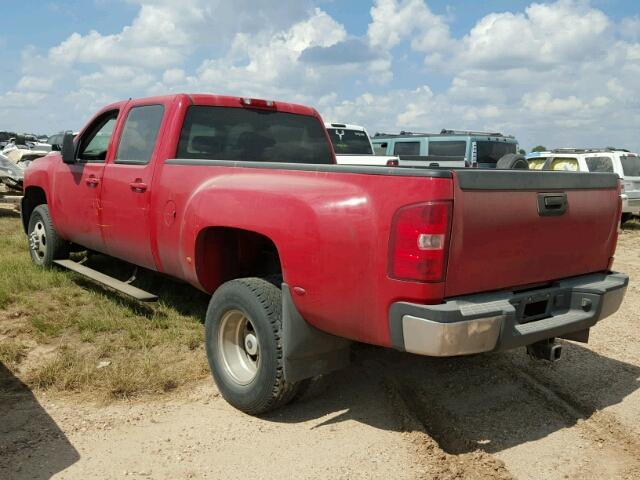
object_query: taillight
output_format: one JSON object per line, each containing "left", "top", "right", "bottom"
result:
{"left": 387, "top": 159, "right": 399, "bottom": 166}
{"left": 388, "top": 201, "right": 452, "bottom": 282}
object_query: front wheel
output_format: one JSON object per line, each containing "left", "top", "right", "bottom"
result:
{"left": 27, "top": 205, "right": 68, "bottom": 267}
{"left": 205, "top": 278, "right": 305, "bottom": 415}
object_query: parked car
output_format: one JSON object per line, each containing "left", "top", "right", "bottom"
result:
{"left": 372, "top": 129, "right": 520, "bottom": 168}
{"left": 324, "top": 122, "right": 398, "bottom": 166}
{"left": 22, "top": 94, "right": 627, "bottom": 415}
{"left": 527, "top": 148, "right": 640, "bottom": 223}
{"left": 0, "top": 152, "right": 24, "bottom": 192}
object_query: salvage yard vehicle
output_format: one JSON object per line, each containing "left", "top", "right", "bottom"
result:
{"left": 324, "top": 122, "right": 398, "bottom": 166}
{"left": 22, "top": 93, "right": 628, "bottom": 414}
{"left": 372, "top": 130, "right": 520, "bottom": 168}
{"left": 527, "top": 148, "right": 640, "bottom": 223}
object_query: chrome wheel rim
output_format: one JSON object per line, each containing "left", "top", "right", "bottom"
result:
{"left": 29, "top": 221, "right": 47, "bottom": 260}
{"left": 218, "top": 309, "right": 260, "bottom": 385}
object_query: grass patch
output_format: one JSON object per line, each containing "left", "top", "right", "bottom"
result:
{"left": 0, "top": 340, "right": 27, "bottom": 369}
{"left": 0, "top": 215, "right": 210, "bottom": 401}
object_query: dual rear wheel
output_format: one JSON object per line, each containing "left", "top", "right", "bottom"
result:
{"left": 205, "top": 278, "right": 307, "bottom": 415}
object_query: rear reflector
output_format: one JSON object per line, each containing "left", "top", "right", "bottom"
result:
{"left": 240, "top": 98, "right": 275, "bottom": 109}
{"left": 388, "top": 201, "right": 452, "bottom": 282}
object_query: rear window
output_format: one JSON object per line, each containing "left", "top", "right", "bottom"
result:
{"left": 586, "top": 156, "right": 613, "bottom": 173}
{"left": 476, "top": 141, "right": 517, "bottom": 164}
{"left": 176, "top": 106, "right": 333, "bottom": 164}
{"left": 621, "top": 155, "right": 640, "bottom": 177}
{"left": 393, "top": 141, "right": 420, "bottom": 156}
{"left": 428, "top": 141, "right": 466, "bottom": 158}
{"left": 327, "top": 128, "right": 372, "bottom": 155}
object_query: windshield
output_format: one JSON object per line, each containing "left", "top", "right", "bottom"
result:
{"left": 327, "top": 128, "right": 372, "bottom": 155}
{"left": 177, "top": 106, "right": 333, "bottom": 164}
{"left": 476, "top": 141, "right": 517, "bottom": 164}
{"left": 621, "top": 155, "right": 640, "bottom": 177}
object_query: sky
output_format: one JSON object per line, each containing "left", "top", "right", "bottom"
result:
{"left": 1, "top": 0, "right": 639, "bottom": 151}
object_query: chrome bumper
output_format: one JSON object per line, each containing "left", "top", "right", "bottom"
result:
{"left": 389, "top": 272, "right": 628, "bottom": 357}
{"left": 622, "top": 194, "right": 640, "bottom": 214}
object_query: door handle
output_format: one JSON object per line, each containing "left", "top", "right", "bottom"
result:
{"left": 129, "top": 180, "right": 148, "bottom": 193}
{"left": 86, "top": 176, "right": 100, "bottom": 187}
{"left": 537, "top": 193, "right": 567, "bottom": 216}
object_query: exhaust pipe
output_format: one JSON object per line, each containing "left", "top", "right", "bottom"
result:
{"left": 526, "top": 339, "right": 562, "bottom": 362}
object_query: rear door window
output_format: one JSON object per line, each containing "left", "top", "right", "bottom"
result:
{"left": 585, "top": 156, "right": 614, "bottom": 173}
{"left": 176, "top": 106, "right": 333, "bottom": 164}
{"left": 476, "top": 141, "right": 517, "bottom": 164}
{"left": 428, "top": 141, "right": 466, "bottom": 158}
{"left": 393, "top": 141, "right": 420, "bottom": 156}
{"left": 327, "top": 128, "right": 372, "bottom": 155}
{"left": 373, "top": 142, "right": 387, "bottom": 155}
{"left": 620, "top": 155, "right": 640, "bottom": 177}
{"left": 528, "top": 157, "right": 548, "bottom": 170}
{"left": 116, "top": 104, "right": 165, "bottom": 165}
{"left": 549, "top": 157, "right": 579, "bottom": 171}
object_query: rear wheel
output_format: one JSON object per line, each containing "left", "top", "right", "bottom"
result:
{"left": 27, "top": 205, "right": 68, "bottom": 267}
{"left": 205, "top": 278, "right": 305, "bottom": 414}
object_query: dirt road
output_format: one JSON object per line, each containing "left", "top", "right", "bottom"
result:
{"left": 2, "top": 228, "right": 640, "bottom": 480}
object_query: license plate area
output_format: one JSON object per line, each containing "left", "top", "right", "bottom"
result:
{"left": 515, "top": 292, "right": 552, "bottom": 324}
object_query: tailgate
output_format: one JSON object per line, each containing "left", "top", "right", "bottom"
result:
{"left": 445, "top": 170, "right": 620, "bottom": 297}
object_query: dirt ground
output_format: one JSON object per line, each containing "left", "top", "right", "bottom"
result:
{"left": 1, "top": 227, "right": 640, "bottom": 479}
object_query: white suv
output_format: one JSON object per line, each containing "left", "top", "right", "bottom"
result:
{"left": 527, "top": 148, "right": 640, "bottom": 222}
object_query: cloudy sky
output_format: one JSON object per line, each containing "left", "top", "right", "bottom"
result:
{"left": 1, "top": 0, "right": 639, "bottom": 151}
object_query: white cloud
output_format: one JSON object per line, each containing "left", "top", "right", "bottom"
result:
{"left": 367, "top": 0, "right": 453, "bottom": 52}
{"left": 16, "top": 76, "right": 54, "bottom": 92}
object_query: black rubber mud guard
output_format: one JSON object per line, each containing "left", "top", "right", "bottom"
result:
{"left": 281, "top": 284, "right": 351, "bottom": 383}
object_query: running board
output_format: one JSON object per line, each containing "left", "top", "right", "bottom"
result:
{"left": 54, "top": 259, "right": 158, "bottom": 302}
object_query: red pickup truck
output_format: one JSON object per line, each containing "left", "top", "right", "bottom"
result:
{"left": 22, "top": 94, "right": 628, "bottom": 414}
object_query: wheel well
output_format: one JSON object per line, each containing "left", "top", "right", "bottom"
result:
{"left": 21, "top": 187, "right": 47, "bottom": 232}
{"left": 195, "top": 227, "right": 282, "bottom": 293}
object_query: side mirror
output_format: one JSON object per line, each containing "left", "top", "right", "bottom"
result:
{"left": 61, "top": 132, "right": 76, "bottom": 164}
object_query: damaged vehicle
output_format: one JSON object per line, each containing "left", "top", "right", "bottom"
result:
{"left": 0, "top": 152, "right": 24, "bottom": 192}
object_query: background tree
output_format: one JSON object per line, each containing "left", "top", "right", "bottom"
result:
{"left": 532, "top": 145, "right": 547, "bottom": 152}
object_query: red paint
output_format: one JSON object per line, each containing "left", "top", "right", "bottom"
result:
{"left": 24, "top": 93, "right": 621, "bottom": 349}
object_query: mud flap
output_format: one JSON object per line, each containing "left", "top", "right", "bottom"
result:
{"left": 281, "top": 283, "right": 352, "bottom": 383}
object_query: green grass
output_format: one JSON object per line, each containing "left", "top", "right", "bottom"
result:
{"left": 0, "top": 212, "right": 210, "bottom": 401}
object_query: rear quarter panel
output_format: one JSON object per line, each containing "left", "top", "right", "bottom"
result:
{"left": 153, "top": 163, "right": 453, "bottom": 346}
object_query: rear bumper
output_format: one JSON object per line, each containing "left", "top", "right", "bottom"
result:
{"left": 622, "top": 194, "right": 640, "bottom": 214}
{"left": 389, "top": 272, "right": 628, "bottom": 357}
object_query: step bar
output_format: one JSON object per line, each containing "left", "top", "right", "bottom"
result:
{"left": 54, "top": 259, "right": 158, "bottom": 302}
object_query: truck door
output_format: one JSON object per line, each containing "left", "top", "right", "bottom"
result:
{"left": 52, "top": 109, "right": 119, "bottom": 253}
{"left": 99, "top": 102, "right": 166, "bottom": 270}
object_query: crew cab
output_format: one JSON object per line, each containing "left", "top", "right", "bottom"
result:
{"left": 324, "top": 122, "right": 398, "bottom": 166}
{"left": 22, "top": 94, "right": 628, "bottom": 414}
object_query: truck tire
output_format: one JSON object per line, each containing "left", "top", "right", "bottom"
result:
{"left": 621, "top": 213, "right": 632, "bottom": 225}
{"left": 496, "top": 153, "right": 529, "bottom": 169}
{"left": 205, "top": 277, "right": 304, "bottom": 414}
{"left": 27, "top": 204, "right": 69, "bottom": 268}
